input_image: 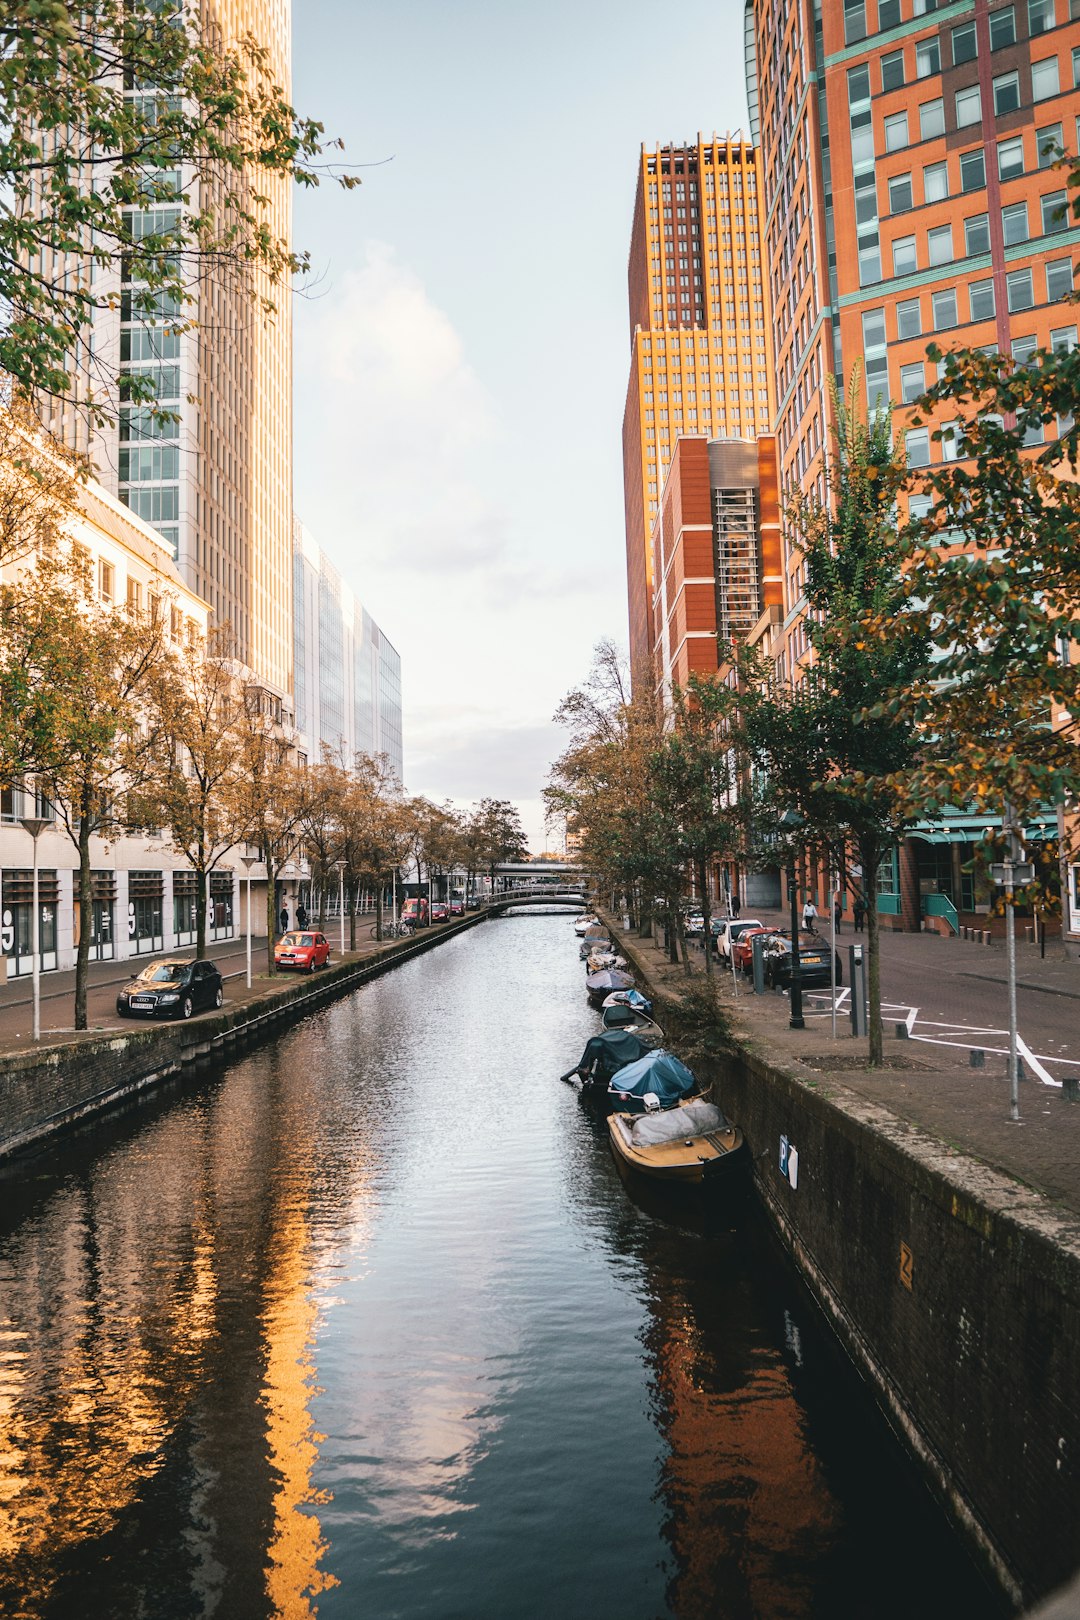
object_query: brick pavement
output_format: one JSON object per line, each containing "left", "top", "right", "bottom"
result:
{"left": 619, "top": 915, "right": 1080, "bottom": 1218}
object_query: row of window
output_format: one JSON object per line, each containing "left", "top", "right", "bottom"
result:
{"left": 882, "top": 55, "right": 1063, "bottom": 155}
{"left": 879, "top": 0, "right": 1058, "bottom": 90}
{"left": 889, "top": 189, "right": 1068, "bottom": 276}
{"left": 846, "top": 0, "right": 1055, "bottom": 46}
{"left": 885, "top": 126, "right": 1062, "bottom": 217}
{"left": 865, "top": 257, "right": 1073, "bottom": 354}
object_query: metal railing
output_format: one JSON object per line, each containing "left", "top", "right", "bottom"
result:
{"left": 878, "top": 892, "right": 902, "bottom": 916}
{"left": 923, "top": 892, "right": 959, "bottom": 934}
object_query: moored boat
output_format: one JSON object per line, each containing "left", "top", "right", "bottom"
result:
{"left": 604, "top": 1046, "right": 699, "bottom": 1113}
{"left": 559, "top": 1028, "right": 655, "bottom": 1112}
{"left": 585, "top": 967, "right": 634, "bottom": 1005}
{"left": 573, "top": 914, "right": 599, "bottom": 936}
{"left": 607, "top": 1098, "right": 746, "bottom": 1185}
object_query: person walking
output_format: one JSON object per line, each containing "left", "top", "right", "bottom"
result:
{"left": 730, "top": 890, "right": 741, "bottom": 920}
{"left": 833, "top": 891, "right": 843, "bottom": 935}
{"left": 296, "top": 903, "right": 309, "bottom": 930}
{"left": 853, "top": 894, "right": 866, "bottom": 933}
{"left": 279, "top": 904, "right": 289, "bottom": 936}
{"left": 802, "top": 895, "right": 818, "bottom": 935}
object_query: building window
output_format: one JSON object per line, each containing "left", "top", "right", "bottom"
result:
{"left": 1042, "top": 190, "right": 1068, "bottom": 233}
{"left": 969, "top": 279, "right": 996, "bottom": 320}
{"left": 1038, "top": 123, "right": 1064, "bottom": 168}
{"left": 964, "top": 213, "right": 991, "bottom": 254}
{"left": 998, "top": 137, "right": 1025, "bottom": 179}
{"left": 893, "top": 235, "right": 918, "bottom": 275}
{"left": 952, "top": 21, "right": 977, "bottom": 63}
{"left": 957, "top": 150, "right": 985, "bottom": 195}
{"left": 1029, "top": 0, "right": 1055, "bottom": 34}
{"left": 932, "top": 287, "right": 959, "bottom": 328}
{"left": 956, "top": 85, "right": 982, "bottom": 126}
{"left": 990, "top": 6, "right": 1016, "bottom": 49}
{"left": 126, "top": 577, "right": 142, "bottom": 614}
{"left": 97, "top": 559, "right": 115, "bottom": 601}
{"left": 923, "top": 161, "right": 949, "bottom": 202}
{"left": 920, "top": 98, "right": 946, "bottom": 139}
{"left": 1031, "top": 58, "right": 1060, "bottom": 101}
{"left": 1051, "top": 324, "right": 1078, "bottom": 352}
{"left": 1002, "top": 201, "right": 1029, "bottom": 244}
{"left": 878, "top": 0, "right": 901, "bottom": 23}
{"left": 928, "top": 224, "right": 953, "bottom": 265}
{"left": 885, "top": 112, "right": 909, "bottom": 151}
{"left": 900, "top": 361, "right": 925, "bottom": 403}
{"left": 889, "top": 172, "right": 914, "bottom": 212}
{"left": 916, "top": 38, "right": 941, "bottom": 77}
{"left": 1013, "top": 333, "right": 1038, "bottom": 362}
{"left": 940, "top": 421, "right": 963, "bottom": 461}
{"left": 1007, "top": 267, "right": 1035, "bottom": 311}
{"left": 881, "top": 49, "right": 905, "bottom": 91}
{"left": 844, "top": 0, "right": 867, "bottom": 42}
{"left": 993, "top": 72, "right": 1021, "bottom": 115}
{"left": 1047, "top": 257, "right": 1074, "bottom": 299}
{"left": 906, "top": 427, "right": 931, "bottom": 467}
{"left": 896, "top": 297, "right": 922, "bottom": 339}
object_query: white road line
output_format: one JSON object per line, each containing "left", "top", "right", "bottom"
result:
{"left": 906, "top": 1006, "right": 919, "bottom": 1034}
{"left": 1017, "top": 1036, "right": 1062, "bottom": 1088}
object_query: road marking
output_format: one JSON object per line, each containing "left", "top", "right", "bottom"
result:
{"left": 1017, "top": 1036, "right": 1061, "bottom": 1088}
{"left": 906, "top": 1006, "right": 919, "bottom": 1034}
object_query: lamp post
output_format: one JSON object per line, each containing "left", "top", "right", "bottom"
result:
{"left": 991, "top": 805, "right": 1034, "bottom": 1122}
{"left": 19, "top": 815, "right": 51, "bottom": 1042}
{"left": 780, "top": 810, "right": 805, "bottom": 1030}
{"left": 334, "top": 859, "right": 346, "bottom": 957}
{"left": 239, "top": 852, "right": 258, "bottom": 990}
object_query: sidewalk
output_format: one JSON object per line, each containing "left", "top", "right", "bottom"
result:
{"left": 0, "top": 924, "right": 394, "bottom": 1052}
{"left": 626, "top": 915, "right": 1080, "bottom": 1218}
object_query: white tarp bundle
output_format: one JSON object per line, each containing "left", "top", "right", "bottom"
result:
{"left": 630, "top": 1100, "right": 727, "bottom": 1148}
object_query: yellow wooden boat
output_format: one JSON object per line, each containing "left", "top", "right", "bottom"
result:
{"left": 606, "top": 1098, "right": 746, "bottom": 1186}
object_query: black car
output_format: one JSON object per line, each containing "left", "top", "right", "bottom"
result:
{"left": 763, "top": 937, "right": 842, "bottom": 992}
{"left": 116, "top": 958, "right": 224, "bottom": 1020}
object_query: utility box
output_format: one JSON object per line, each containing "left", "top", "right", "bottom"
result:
{"left": 0, "top": 956, "right": 7, "bottom": 986}
{"left": 849, "top": 944, "right": 868, "bottom": 1037}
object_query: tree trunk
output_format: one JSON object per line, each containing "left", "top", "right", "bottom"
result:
{"left": 73, "top": 795, "right": 93, "bottom": 1031}
{"left": 673, "top": 912, "right": 691, "bottom": 975}
{"left": 265, "top": 862, "right": 279, "bottom": 975}
{"left": 699, "top": 857, "right": 713, "bottom": 978}
{"left": 195, "top": 864, "right": 208, "bottom": 961}
{"left": 317, "top": 863, "right": 328, "bottom": 930}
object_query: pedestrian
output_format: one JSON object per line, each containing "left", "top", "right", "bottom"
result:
{"left": 730, "top": 890, "right": 741, "bottom": 919}
{"left": 279, "top": 904, "right": 289, "bottom": 935}
{"left": 296, "top": 903, "right": 308, "bottom": 930}
{"left": 802, "top": 895, "right": 818, "bottom": 935}
{"left": 833, "top": 891, "right": 843, "bottom": 934}
{"left": 853, "top": 894, "right": 866, "bottom": 933}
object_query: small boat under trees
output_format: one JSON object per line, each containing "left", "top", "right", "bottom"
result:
{"left": 585, "top": 968, "right": 634, "bottom": 1005}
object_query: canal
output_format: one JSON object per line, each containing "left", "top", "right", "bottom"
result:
{"left": 0, "top": 912, "right": 999, "bottom": 1619}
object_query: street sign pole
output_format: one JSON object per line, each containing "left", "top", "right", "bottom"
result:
{"left": 992, "top": 805, "right": 1035, "bottom": 1123}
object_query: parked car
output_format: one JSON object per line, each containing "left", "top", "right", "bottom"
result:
{"left": 401, "top": 898, "right": 429, "bottom": 927}
{"left": 731, "top": 926, "right": 781, "bottom": 975}
{"left": 430, "top": 901, "right": 450, "bottom": 923}
{"left": 763, "top": 936, "right": 842, "bottom": 991}
{"left": 274, "top": 931, "right": 331, "bottom": 972}
{"left": 116, "top": 958, "right": 223, "bottom": 1020}
{"left": 683, "top": 913, "right": 706, "bottom": 938}
{"left": 449, "top": 900, "right": 465, "bottom": 917}
{"left": 713, "top": 918, "right": 765, "bottom": 960}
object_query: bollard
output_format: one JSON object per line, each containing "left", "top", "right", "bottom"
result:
{"left": 1064, "top": 1076, "right": 1080, "bottom": 1103}
{"left": 752, "top": 933, "right": 766, "bottom": 995}
{"left": 895, "top": 1022, "right": 909, "bottom": 1040}
{"left": 849, "top": 944, "right": 868, "bottom": 1037}
{"left": 970, "top": 1049, "right": 985, "bottom": 1068}
{"left": 1005, "top": 1055, "right": 1026, "bottom": 1081}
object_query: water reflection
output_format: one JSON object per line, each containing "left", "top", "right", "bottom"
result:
{"left": 0, "top": 913, "right": 993, "bottom": 1618}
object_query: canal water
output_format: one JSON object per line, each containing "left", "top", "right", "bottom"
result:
{"left": 0, "top": 912, "right": 998, "bottom": 1619}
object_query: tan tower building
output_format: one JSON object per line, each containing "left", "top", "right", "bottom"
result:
{"left": 622, "top": 138, "right": 777, "bottom": 677}
{"left": 40, "top": 0, "right": 294, "bottom": 696}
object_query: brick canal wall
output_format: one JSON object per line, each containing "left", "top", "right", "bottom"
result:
{"left": 0, "top": 913, "right": 487, "bottom": 1162}
{"left": 611, "top": 924, "right": 1080, "bottom": 1613}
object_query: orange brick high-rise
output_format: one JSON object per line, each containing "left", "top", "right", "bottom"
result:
{"left": 622, "top": 139, "right": 777, "bottom": 680}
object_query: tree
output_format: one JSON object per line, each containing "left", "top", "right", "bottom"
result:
{"left": 650, "top": 677, "right": 742, "bottom": 979}
{"left": 742, "top": 376, "right": 928, "bottom": 1062}
{"left": 141, "top": 624, "right": 247, "bottom": 960}
{"left": 0, "top": 394, "right": 79, "bottom": 567}
{"left": 0, "top": 560, "right": 169, "bottom": 1027}
{"left": 298, "top": 750, "right": 349, "bottom": 928}
{"left": 338, "top": 754, "right": 407, "bottom": 945}
{"left": 471, "top": 797, "right": 528, "bottom": 892}
{"left": 888, "top": 344, "right": 1080, "bottom": 829}
{"left": 0, "top": 0, "right": 357, "bottom": 420}
{"left": 230, "top": 695, "right": 310, "bottom": 974}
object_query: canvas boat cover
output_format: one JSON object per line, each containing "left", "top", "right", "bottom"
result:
{"left": 586, "top": 969, "right": 634, "bottom": 993}
{"left": 576, "top": 1029, "right": 652, "bottom": 1083}
{"left": 607, "top": 1048, "right": 697, "bottom": 1105}
{"left": 630, "top": 1099, "right": 729, "bottom": 1147}
{"left": 603, "top": 988, "right": 652, "bottom": 1015}
{"left": 584, "top": 924, "right": 608, "bottom": 939}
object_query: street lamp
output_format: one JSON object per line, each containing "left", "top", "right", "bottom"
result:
{"left": 991, "top": 805, "right": 1035, "bottom": 1123}
{"left": 19, "top": 815, "right": 51, "bottom": 1042}
{"left": 334, "top": 859, "right": 347, "bottom": 957}
{"left": 239, "top": 851, "right": 259, "bottom": 990}
{"left": 780, "top": 810, "right": 805, "bottom": 1031}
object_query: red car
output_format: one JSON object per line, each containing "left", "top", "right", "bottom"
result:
{"left": 731, "top": 927, "right": 780, "bottom": 975}
{"left": 430, "top": 902, "right": 450, "bottom": 923}
{"left": 275, "top": 931, "right": 331, "bottom": 971}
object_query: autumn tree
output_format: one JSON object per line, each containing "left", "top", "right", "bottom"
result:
{"left": 471, "top": 797, "right": 528, "bottom": 892}
{"left": 741, "top": 377, "right": 928, "bottom": 1062}
{"left": 230, "top": 694, "right": 310, "bottom": 974}
{"left": 0, "top": 0, "right": 357, "bottom": 422}
{"left": 298, "top": 749, "right": 350, "bottom": 927}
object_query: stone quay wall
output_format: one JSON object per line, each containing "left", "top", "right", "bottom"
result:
{"left": 0, "top": 913, "right": 486, "bottom": 1163}
{"left": 612, "top": 925, "right": 1080, "bottom": 1614}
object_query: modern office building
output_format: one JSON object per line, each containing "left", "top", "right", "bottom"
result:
{"left": 293, "top": 522, "right": 404, "bottom": 782}
{"left": 745, "top": 0, "right": 1080, "bottom": 931}
{"left": 650, "top": 434, "right": 782, "bottom": 700}
{"left": 622, "top": 139, "right": 778, "bottom": 678}
{"left": 39, "top": 0, "right": 295, "bottom": 696}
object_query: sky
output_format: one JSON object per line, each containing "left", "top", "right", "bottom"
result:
{"left": 291, "top": 0, "right": 751, "bottom": 850}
